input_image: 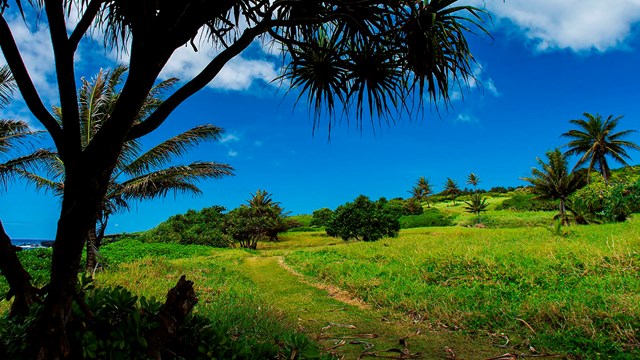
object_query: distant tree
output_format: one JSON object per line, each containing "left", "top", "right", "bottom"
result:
{"left": 403, "top": 197, "right": 424, "bottom": 215}
{"left": 310, "top": 208, "right": 334, "bottom": 227}
{"left": 522, "top": 149, "right": 587, "bottom": 225}
{"left": 466, "top": 172, "right": 480, "bottom": 192}
{"left": 223, "top": 190, "right": 289, "bottom": 247}
{"left": 326, "top": 195, "right": 400, "bottom": 242}
{"left": 443, "top": 178, "right": 461, "bottom": 205}
{"left": 464, "top": 193, "right": 489, "bottom": 224}
{"left": 410, "top": 176, "right": 432, "bottom": 207}
{"left": 562, "top": 113, "right": 640, "bottom": 184}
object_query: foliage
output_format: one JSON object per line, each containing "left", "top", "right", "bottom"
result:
{"left": 522, "top": 149, "right": 587, "bottom": 224}
{"left": 571, "top": 169, "right": 640, "bottom": 223}
{"left": 495, "top": 192, "right": 558, "bottom": 212}
{"left": 309, "top": 208, "right": 334, "bottom": 228}
{"left": 325, "top": 195, "right": 400, "bottom": 242}
{"left": 562, "top": 113, "right": 640, "bottom": 183}
{"left": 224, "top": 205, "right": 287, "bottom": 249}
{"left": 466, "top": 172, "right": 480, "bottom": 189}
{"left": 463, "top": 193, "right": 489, "bottom": 223}
{"left": 399, "top": 208, "right": 453, "bottom": 228}
{"left": 0, "top": 66, "right": 49, "bottom": 191}
{"left": 409, "top": 177, "right": 432, "bottom": 206}
{"left": 141, "top": 206, "right": 231, "bottom": 247}
{"left": 442, "top": 178, "right": 461, "bottom": 204}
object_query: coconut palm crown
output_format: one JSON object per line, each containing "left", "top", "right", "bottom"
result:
{"left": 562, "top": 113, "right": 640, "bottom": 184}
{"left": 26, "top": 66, "right": 234, "bottom": 270}
{"left": 522, "top": 149, "right": 586, "bottom": 225}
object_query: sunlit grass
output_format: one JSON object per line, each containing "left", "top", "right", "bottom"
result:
{"left": 285, "top": 219, "right": 640, "bottom": 357}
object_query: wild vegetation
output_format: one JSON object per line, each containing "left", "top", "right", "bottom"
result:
{"left": 1, "top": 1, "right": 640, "bottom": 359}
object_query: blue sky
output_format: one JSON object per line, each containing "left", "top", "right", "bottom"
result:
{"left": 2, "top": 1, "right": 640, "bottom": 239}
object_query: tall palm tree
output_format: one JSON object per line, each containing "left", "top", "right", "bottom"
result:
{"left": 522, "top": 149, "right": 586, "bottom": 225}
{"left": 562, "top": 113, "right": 640, "bottom": 184}
{"left": 409, "top": 176, "right": 432, "bottom": 207}
{"left": 26, "top": 67, "right": 233, "bottom": 272}
{"left": 466, "top": 172, "right": 480, "bottom": 192}
{"left": 443, "top": 178, "right": 461, "bottom": 205}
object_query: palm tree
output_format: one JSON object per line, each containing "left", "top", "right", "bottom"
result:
{"left": 562, "top": 113, "right": 640, "bottom": 184}
{"left": 409, "top": 176, "right": 432, "bottom": 207}
{"left": 464, "top": 193, "right": 488, "bottom": 224}
{"left": 522, "top": 149, "right": 586, "bottom": 225}
{"left": 466, "top": 172, "right": 480, "bottom": 192}
{"left": 0, "top": 66, "right": 52, "bottom": 190}
{"left": 443, "top": 178, "right": 461, "bottom": 205}
{"left": 27, "top": 67, "right": 233, "bottom": 272}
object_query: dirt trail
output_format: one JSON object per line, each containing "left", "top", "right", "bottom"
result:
{"left": 242, "top": 256, "right": 501, "bottom": 359}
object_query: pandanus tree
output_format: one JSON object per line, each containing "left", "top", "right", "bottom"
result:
{"left": 0, "top": 0, "right": 489, "bottom": 357}
{"left": 22, "top": 66, "right": 233, "bottom": 273}
{"left": 562, "top": 113, "right": 640, "bottom": 184}
{"left": 522, "top": 149, "right": 586, "bottom": 225}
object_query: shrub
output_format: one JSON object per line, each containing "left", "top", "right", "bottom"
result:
{"left": 325, "top": 195, "right": 400, "bottom": 241}
{"left": 0, "top": 281, "right": 330, "bottom": 360}
{"left": 496, "top": 193, "right": 557, "bottom": 212}
{"left": 140, "top": 206, "right": 231, "bottom": 247}
{"left": 399, "top": 208, "right": 453, "bottom": 228}
{"left": 223, "top": 206, "right": 288, "bottom": 249}
{"left": 572, "top": 177, "right": 640, "bottom": 223}
{"left": 309, "top": 208, "right": 334, "bottom": 227}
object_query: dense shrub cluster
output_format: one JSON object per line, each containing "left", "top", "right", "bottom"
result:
{"left": 140, "top": 206, "right": 231, "bottom": 247}
{"left": 326, "top": 195, "right": 400, "bottom": 241}
{"left": 495, "top": 193, "right": 558, "bottom": 212}
{"left": 571, "top": 169, "right": 640, "bottom": 223}
{"left": 399, "top": 208, "right": 453, "bottom": 228}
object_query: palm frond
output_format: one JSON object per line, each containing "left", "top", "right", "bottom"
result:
{"left": 113, "top": 161, "right": 233, "bottom": 203}
{"left": 122, "top": 125, "right": 224, "bottom": 177}
{"left": 0, "top": 65, "right": 16, "bottom": 109}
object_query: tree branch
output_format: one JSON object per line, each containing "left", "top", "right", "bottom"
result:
{"left": 46, "top": 0, "right": 82, "bottom": 156}
{"left": 0, "top": 15, "right": 63, "bottom": 152}
{"left": 126, "top": 24, "right": 267, "bottom": 140}
{"left": 69, "top": 0, "right": 104, "bottom": 51}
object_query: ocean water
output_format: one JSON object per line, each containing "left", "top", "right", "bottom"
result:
{"left": 11, "top": 239, "right": 53, "bottom": 247}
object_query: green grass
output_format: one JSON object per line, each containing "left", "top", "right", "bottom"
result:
{"left": 284, "top": 219, "right": 640, "bottom": 358}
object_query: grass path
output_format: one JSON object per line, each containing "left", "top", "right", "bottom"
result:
{"left": 242, "top": 256, "right": 504, "bottom": 359}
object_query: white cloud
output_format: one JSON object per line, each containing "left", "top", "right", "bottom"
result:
{"left": 220, "top": 133, "right": 240, "bottom": 143}
{"left": 0, "top": 15, "right": 58, "bottom": 102}
{"left": 160, "top": 40, "right": 278, "bottom": 91}
{"left": 455, "top": 113, "right": 478, "bottom": 124}
{"left": 478, "top": 0, "right": 640, "bottom": 52}
{"left": 227, "top": 149, "right": 239, "bottom": 157}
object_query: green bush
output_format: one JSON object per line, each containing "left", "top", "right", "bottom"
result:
{"left": 325, "top": 195, "right": 400, "bottom": 241}
{"left": 399, "top": 208, "right": 453, "bottom": 228}
{"left": 140, "top": 206, "right": 231, "bottom": 247}
{"left": 309, "top": 208, "right": 334, "bottom": 228}
{"left": 495, "top": 193, "right": 557, "bottom": 212}
{"left": 572, "top": 177, "right": 640, "bottom": 223}
{"left": 0, "top": 281, "right": 331, "bottom": 360}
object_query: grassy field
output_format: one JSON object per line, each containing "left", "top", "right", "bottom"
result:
{"left": 285, "top": 218, "right": 640, "bottom": 358}
{"left": 2, "top": 210, "right": 639, "bottom": 358}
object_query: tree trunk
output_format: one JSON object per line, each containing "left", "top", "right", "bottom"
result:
{"left": 559, "top": 198, "right": 567, "bottom": 225}
{"left": 85, "top": 226, "right": 97, "bottom": 274}
{"left": 0, "top": 220, "right": 39, "bottom": 317}
{"left": 147, "top": 276, "right": 198, "bottom": 359}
